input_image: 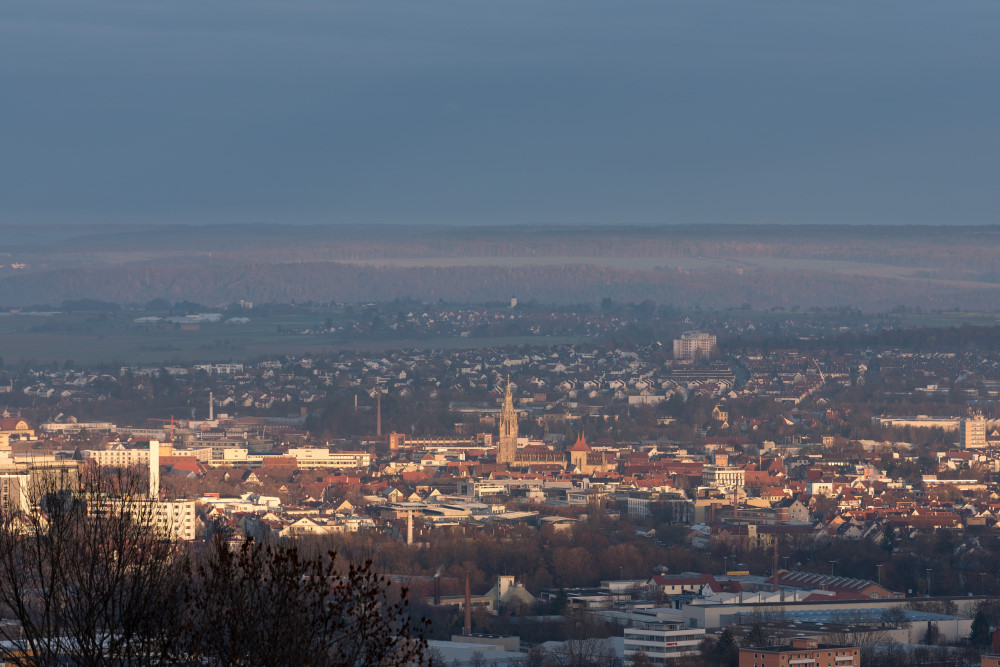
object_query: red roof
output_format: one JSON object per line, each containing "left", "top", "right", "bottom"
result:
{"left": 159, "top": 455, "right": 201, "bottom": 475}
{"left": 651, "top": 574, "right": 716, "bottom": 587}
{"left": 803, "top": 591, "right": 871, "bottom": 602}
{"left": 568, "top": 434, "right": 591, "bottom": 452}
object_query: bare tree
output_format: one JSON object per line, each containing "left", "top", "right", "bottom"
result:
{"left": 550, "top": 637, "right": 615, "bottom": 666}
{"left": 0, "top": 464, "right": 429, "bottom": 666}
{"left": 628, "top": 651, "right": 654, "bottom": 666}
{"left": 178, "top": 534, "right": 428, "bottom": 666}
{"left": 0, "top": 465, "right": 183, "bottom": 666}
{"left": 521, "top": 644, "right": 549, "bottom": 667}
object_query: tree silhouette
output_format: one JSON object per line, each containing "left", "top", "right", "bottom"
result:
{"left": 0, "top": 465, "right": 428, "bottom": 666}
{"left": 969, "top": 608, "right": 991, "bottom": 648}
{"left": 179, "top": 535, "right": 428, "bottom": 666}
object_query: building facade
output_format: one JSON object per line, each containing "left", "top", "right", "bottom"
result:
{"left": 702, "top": 464, "right": 745, "bottom": 489}
{"left": 624, "top": 620, "right": 705, "bottom": 664}
{"left": 0, "top": 474, "right": 30, "bottom": 513}
{"left": 673, "top": 332, "right": 717, "bottom": 361}
{"left": 738, "top": 639, "right": 859, "bottom": 667}
{"left": 83, "top": 446, "right": 150, "bottom": 468}
{"left": 961, "top": 414, "right": 987, "bottom": 449}
{"left": 287, "top": 448, "right": 371, "bottom": 469}
{"left": 153, "top": 500, "right": 197, "bottom": 541}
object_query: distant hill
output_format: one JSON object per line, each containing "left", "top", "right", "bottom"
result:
{"left": 0, "top": 224, "right": 997, "bottom": 310}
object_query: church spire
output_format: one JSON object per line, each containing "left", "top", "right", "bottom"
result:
{"left": 497, "top": 375, "right": 518, "bottom": 465}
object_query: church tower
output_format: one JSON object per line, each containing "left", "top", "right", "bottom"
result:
{"left": 497, "top": 379, "right": 518, "bottom": 464}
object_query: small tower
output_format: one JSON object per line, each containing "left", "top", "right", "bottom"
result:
{"left": 497, "top": 379, "right": 518, "bottom": 464}
{"left": 568, "top": 433, "right": 591, "bottom": 472}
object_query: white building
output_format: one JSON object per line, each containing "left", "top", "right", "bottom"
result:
{"left": 871, "top": 415, "right": 960, "bottom": 432}
{"left": 84, "top": 446, "right": 150, "bottom": 468}
{"left": 624, "top": 619, "right": 704, "bottom": 664}
{"left": 960, "top": 414, "right": 987, "bottom": 449}
{"left": 153, "top": 500, "right": 197, "bottom": 541}
{"left": 701, "top": 465, "right": 744, "bottom": 489}
{"left": 41, "top": 421, "right": 116, "bottom": 434}
{"left": 673, "top": 332, "right": 716, "bottom": 361}
{"left": 0, "top": 473, "right": 30, "bottom": 513}
{"left": 88, "top": 497, "right": 197, "bottom": 541}
{"left": 287, "top": 448, "right": 371, "bottom": 469}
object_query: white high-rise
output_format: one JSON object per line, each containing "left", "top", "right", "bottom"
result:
{"left": 961, "top": 414, "right": 987, "bottom": 449}
{"left": 673, "top": 332, "right": 716, "bottom": 361}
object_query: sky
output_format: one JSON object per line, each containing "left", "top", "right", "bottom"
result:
{"left": 1, "top": 0, "right": 998, "bottom": 227}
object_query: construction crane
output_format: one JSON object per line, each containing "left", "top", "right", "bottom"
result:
{"left": 147, "top": 416, "right": 179, "bottom": 442}
{"left": 812, "top": 359, "right": 826, "bottom": 384}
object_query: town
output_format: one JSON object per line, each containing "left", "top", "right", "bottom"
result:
{"left": 4, "top": 315, "right": 1000, "bottom": 665}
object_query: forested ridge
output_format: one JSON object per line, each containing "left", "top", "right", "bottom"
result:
{"left": 2, "top": 224, "right": 999, "bottom": 309}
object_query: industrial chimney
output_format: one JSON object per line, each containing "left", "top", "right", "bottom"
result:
{"left": 149, "top": 439, "right": 160, "bottom": 498}
{"left": 464, "top": 571, "right": 472, "bottom": 635}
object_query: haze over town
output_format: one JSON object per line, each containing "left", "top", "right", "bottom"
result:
{"left": 3, "top": 1, "right": 1000, "bottom": 666}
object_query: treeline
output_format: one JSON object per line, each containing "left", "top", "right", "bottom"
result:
{"left": 22, "top": 223, "right": 1000, "bottom": 273}
{"left": 4, "top": 261, "right": 1000, "bottom": 312}
{"left": 723, "top": 324, "right": 1000, "bottom": 354}
{"left": 323, "top": 515, "right": 715, "bottom": 607}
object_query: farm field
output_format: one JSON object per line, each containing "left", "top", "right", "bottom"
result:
{"left": 0, "top": 310, "right": 592, "bottom": 365}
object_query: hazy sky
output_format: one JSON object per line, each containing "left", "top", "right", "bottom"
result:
{"left": 2, "top": 0, "right": 998, "bottom": 226}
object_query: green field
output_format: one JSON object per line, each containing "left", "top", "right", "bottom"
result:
{"left": 0, "top": 310, "right": 592, "bottom": 366}
{"left": 0, "top": 305, "right": 996, "bottom": 367}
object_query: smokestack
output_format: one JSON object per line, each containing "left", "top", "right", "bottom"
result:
{"left": 464, "top": 571, "right": 472, "bottom": 635}
{"left": 209, "top": 391, "right": 213, "bottom": 421}
{"left": 407, "top": 509, "right": 413, "bottom": 546}
{"left": 434, "top": 569, "right": 441, "bottom": 605}
{"left": 773, "top": 536, "right": 779, "bottom": 592}
{"left": 376, "top": 387, "right": 382, "bottom": 438}
{"left": 149, "top": 439, "right": 160, "bottom": 498}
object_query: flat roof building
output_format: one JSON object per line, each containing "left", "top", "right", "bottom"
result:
{"left": 624, "top": 618, "right": 704, "bottom": 664}
{"left": 739, "top": 639, "right": 859, "bottom": 667}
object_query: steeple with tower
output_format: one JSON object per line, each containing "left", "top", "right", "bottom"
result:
{"left": 497, "top": 378, "right": 518, "bottom": 464}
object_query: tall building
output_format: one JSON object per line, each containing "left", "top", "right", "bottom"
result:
{"left": 0, "top": 474, "right": 30, "bottom": 513}
{"left": 497, "top": 380, "right": 518, "bottom": 465}
{"left": 673, "top": 332, "right": 716, "bottom": 361}
{"left": 961, "top": 413, "right": 987, "bottom": 449}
